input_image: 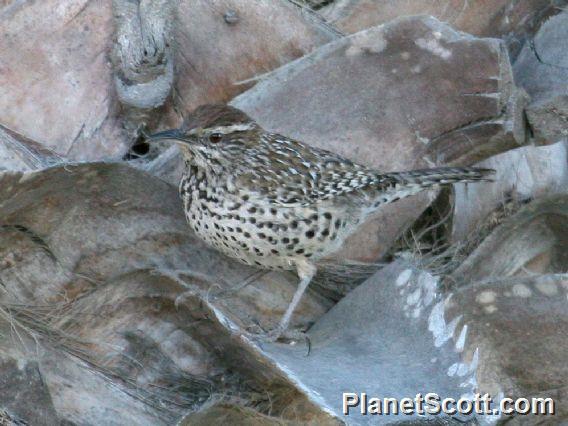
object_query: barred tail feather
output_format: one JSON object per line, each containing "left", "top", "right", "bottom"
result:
{"left": 385, "top": 167, "right": 495, "bottom": 188}
{"left": 367, "top": 167, "right": 495, "bottom": 211}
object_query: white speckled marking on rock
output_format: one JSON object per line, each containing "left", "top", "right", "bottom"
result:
{"left": 512, "top": 283, "right": 532, "bottom": 298}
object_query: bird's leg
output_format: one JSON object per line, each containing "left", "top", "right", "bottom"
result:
{"left": 264, "top": 260, "right": 317, "bottom": 342}
{"left": 241, "top": 261, "right": 316, "bottom": 345}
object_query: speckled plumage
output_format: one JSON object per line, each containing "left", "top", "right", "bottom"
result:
{"left": 150, "top": 104, "right": 493, "bottom": 338}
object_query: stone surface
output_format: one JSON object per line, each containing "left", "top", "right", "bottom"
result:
{"left": 257, "top": 258, "right": 567, "bottom": 424}
{"left": 260, "top": 261, "right": 480, "bottom": 424}
{"left": 231, "top": 16, "right": 526, "bottom": 262}
{"left": 161, "top": 0, "right": 339, "bottom": 128}
{"left": 0, "top": 163, "right": 330, "bottom": 424}
{"left": 0, "top": 0, "right": 336, "bottom": 165}
{"left": 451, "top": 195, "right": 568, "bottom": 284}
{"left": 0, "top": 351, "right": 61, "bottom": 425}
{"left": 0, "top": 123, "right": 64, "bottom": 171}
{"left": 452, "top": 141, "right": 568, "bottom": 241}
{"left": 514, "top": 11, "right": 568, "bottom": 144}
{"left": 443, "top": 274, "right": 568, "bottom": 420}
{"left": 320, "top": 0, "right": 566, "bottom": 53}
{"left": 0, "top": 0, "right": 127, "bottom": 161}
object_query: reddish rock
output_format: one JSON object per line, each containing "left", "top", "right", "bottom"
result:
{"left": 0, "top": 0, "right": 336, "bottom": 163}
{"left": 320, "top": 0, "right": 564, "bottom": 46}
{"left": 164, "top": 0, "right": 338, "bottom": 127}
{"left": 0, "top": 0, "right": 126, "bottom": 161}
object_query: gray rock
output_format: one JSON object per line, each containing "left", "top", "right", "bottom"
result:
{"left": 256, "top": 247, "right": 567, "bottom": 424}
{"left": 259, "top": 261, "right": 479, "bottom": 425}
{"left": 514, "top": 12, "right": 568, "bottom": 144}
{"left": 451, "top": 195, "right": 568, "bottom": 284}
{"left": 452, "top": 141, "right": 568, "bottom": 242}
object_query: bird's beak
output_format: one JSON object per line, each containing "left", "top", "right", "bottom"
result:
{"left": 147, "top": 128, "right": 188, "bottom": 143}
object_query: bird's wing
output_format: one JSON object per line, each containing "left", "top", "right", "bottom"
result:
{"left": 235, "top": 133, "right": 388, "bottom": 207}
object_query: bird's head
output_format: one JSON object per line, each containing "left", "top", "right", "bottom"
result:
{"left": 148, "top": 104, "right": 261, "bottom": 171}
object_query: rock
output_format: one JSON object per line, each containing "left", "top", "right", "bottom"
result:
{"left": 256, "top": 263, "right": 567, "bottom": 424}
{"left": 179, "top": 402, "right": 288, "bottom": 425}
{"left": 0, "top": 351, "right": 60, "bottom": 425}
{"left": 0, "top": 0, "right": 336, "bottom": 166}
{"left": 112, "top": 0, "right": 176, "bottom": 132}
{"left": 452, "top": 141, "right": 568, "bottom": 241}
{"left": 319, "top": 0, "right": 566, "bottom": 54}
{"left": 161, "top": 0, "right": 339, "bottom": 128}
{"left": 0, "top": 0, "right": 128, "bottom": 161}
{"left": 0, "top": 163, "right": 330, "bottom": 424}
{"left": 0, "top": 124, "right": 64, "bottom": 171}
{"left": 514, "top": 11, "right": 568, "bottom": 144}
{"left": 258, "top": 261, "right": 479, "bottom": 424}
{"left": 231, "top": 16, "right": 526, "bottom": 262}
{"left": 443, "top": 274, "right": 568, "bottom": 419}
{"left": 451, "top": 194, "right": 568, "bottom": 284}
{"left": 443, "top": 196, "right": 568, "bottom": 418}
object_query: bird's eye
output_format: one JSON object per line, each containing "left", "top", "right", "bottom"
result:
{"left": 209, "top": 133, "right": 223, "bottom": 143}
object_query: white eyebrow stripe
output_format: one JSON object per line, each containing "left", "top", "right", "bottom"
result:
{"left": 212, "top": 123, "right": 255, "bottom": 134}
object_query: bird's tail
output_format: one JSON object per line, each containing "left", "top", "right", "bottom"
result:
{"left": 368, "top": 167, "right": 495, "bottom": 207}
{"left": 384, "top": 167, "right": 494, "bottom": 188}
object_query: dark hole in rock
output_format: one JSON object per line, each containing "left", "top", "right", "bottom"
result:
{"left": 124, "top": 137, "right": 150, "bottom": 160}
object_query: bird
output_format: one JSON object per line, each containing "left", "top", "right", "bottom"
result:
{"left": 148, "top": 104, "right": 494, "bottom": 341}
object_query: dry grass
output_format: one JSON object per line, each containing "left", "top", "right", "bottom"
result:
{"left": 390, "top": 190, "right": 529, "bottom": 291}
{"left": 0, "top": 286, "right": 214, "bottom": 423}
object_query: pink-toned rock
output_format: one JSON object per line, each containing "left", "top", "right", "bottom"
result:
{"left": 0, "top": 0, "right": 127, "bottom": 161}
{"left": 162, "top": 0, "right": 338, "bottom": 127}
{"left": 320, "top": 0, "right": 563, "bottom": 44}
{"left": 0, "top": 0, "right": 336, "bottom": 164}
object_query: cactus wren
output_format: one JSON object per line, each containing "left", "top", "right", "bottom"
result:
{"left": 149, "top": 104, "right": 493, "bottom": 340}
